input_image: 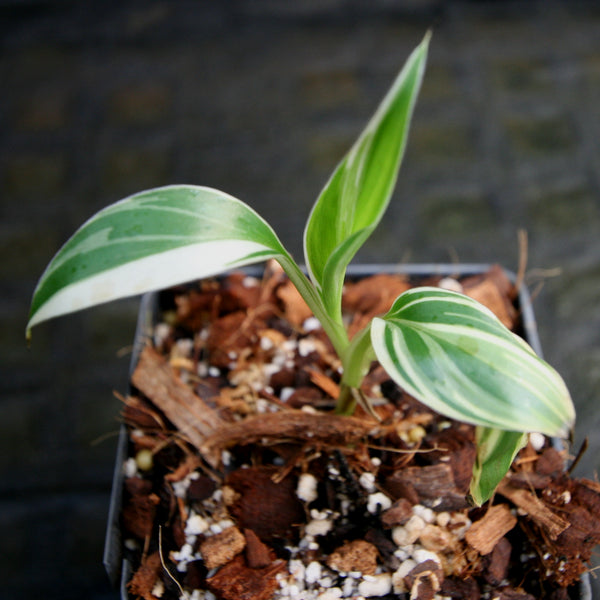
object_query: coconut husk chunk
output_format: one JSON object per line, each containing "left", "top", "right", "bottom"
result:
{"left": 465, "top": 504, "right": 517, "bottom": 555}
{"left": 131, "top": 346, "right": 223, "bottom": 466}
{"left": 206, "top": 554, "right": 285, "bottom": 600}
{"left": 127, "top": 551, "right": 162, "bottom": 600}
{"left": 199, "top": 526, "right": 246, "bottom": 570}
{"left": 327, "top": 539, "right": 379, "bottom": 575}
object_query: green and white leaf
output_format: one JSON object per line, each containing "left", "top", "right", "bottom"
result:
{"left": 469, "top": 426, "right": 527, "bottom": 506}
{"left": 371, "top": 287, "right": 575, "bottom": 438}
{"left": 303, "top": 33, "right": 429, "bottom": 323}
{"left": 27, "top": 185, "right": 289, "bottom": 337}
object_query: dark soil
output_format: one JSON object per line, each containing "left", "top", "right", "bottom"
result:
{"left": 119, "top": 263, "right": 600, "bottom": 600}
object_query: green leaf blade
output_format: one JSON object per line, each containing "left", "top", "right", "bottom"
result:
{"left": 371, "top": 287, "right": 575, "bottom": 438}
{"left": 469, "top": 427, "right": 527, "bottom": 506}
{"left": 303, "top": 34, "right": 430, "bottom": 319}
{"left": 27, "top": 185, "right": 287, "bottom": 335}
{"left": 319, "top": 226, "right": 376, "bottom": 318}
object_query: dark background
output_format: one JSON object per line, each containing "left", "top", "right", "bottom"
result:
{"left": 2, "top": 1, "right": 600, "bottom": 598}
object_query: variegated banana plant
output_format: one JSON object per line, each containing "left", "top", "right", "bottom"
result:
{"left": 27, "top": 34, "right": 574, "bottom": 505}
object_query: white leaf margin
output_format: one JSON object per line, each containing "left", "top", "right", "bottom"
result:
{"left": 27, "top": 240, "right": 274, "bottom": 331}
{"left": 371, "top": 287, "right": 575, "bottom": 438}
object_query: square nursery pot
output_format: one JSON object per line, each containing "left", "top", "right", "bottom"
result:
{"left": 104, "top": 263, "right": 594, "bottom": 600}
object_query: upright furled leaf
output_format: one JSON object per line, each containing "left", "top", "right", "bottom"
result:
{"left": 469, "top": 427, "right": 527, "bottom": 506}
{"left": 27, "top": 185, "right": 288, "bottom": 337}
{"left": 303, "top": 34, "right": 429, "bottom": 321}
{"left": 371, "top": 287, "right": 575, "bottom": 438}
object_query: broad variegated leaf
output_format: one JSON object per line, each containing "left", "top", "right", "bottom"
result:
{"left": 371, "top": 287, "right": 575, "bottom": 438}
{"left": 469, "top": 427, "right": 527, "bottom": 506}
{"left": 303, "top": 34, "right": 429, "bottom": 321}
{"left": 27, "top": 185, "right": 288, "bottom": 338}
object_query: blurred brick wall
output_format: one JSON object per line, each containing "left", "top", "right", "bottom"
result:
{"left": 1, "top": 1, "right": 599, "bottom": 598}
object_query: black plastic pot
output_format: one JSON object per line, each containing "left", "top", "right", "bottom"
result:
{"left": 103, "top": 263, "right": 592, "bottom": 600}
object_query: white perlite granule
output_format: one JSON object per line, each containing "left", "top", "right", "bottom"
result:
{"left": 280, "top": 386, "right": 295, "bottom": 402}
{"left": 305, "top": 561, "right": 322, "bottom": 584}
{"left": 303, "top": 317, "right": 321, "bottom": 332}
{"left": 123, "top": 457, "right": 138, "bottom": 478}
{"left": 392, "top": 514, "right": 426, "bottom": 546}
{"left": 305, "top": 517, "right": 333, "bottom": 537}
{"left": 174, "top": 337, "right": 194, "bottom": 357}
{"left": 185, "top": 513, "right": 210, "bottom": 536}
{"left": 358, "top": 573, "right": 392, "bottom": 597}
{"left": 153, "top": 322, "right": 171, "bottom": 348}
{"left": 392, "top": 559, "right": 417, "bottom": 593}
{"left": 359, "top": 471, "right": 376, "bottom": 492}
{"left": 438, "top": 277, "right": 463, "bottom": 293}
{"left": 172, "top": 470, "right": 199, "bottom": 498}
{"left": 195, "top": 591, "right": 217, "bottom": 600}
{"left": 260, "top": 335, "right": 274, "bottom": 351}
{"left": 413, "top": 547, "right": 442, "bottom": 566}
{"left": 298, "top": 338, "right": 317, "bottom": 357}
{"left": 529, "top": 431, "right": 546, "bottom": 451}
{"left": 316, "top": 588, "right": 342, "bottom": 600}
{"left": 367, "top": 492, "right": 392, "bottom": 514}
{"left": 151, "top": 579, "right": 165, "bottom": 598}
{"left": 412, "top": 504, "right": 435, "bottom": 523}
{"left": 242, "top": 276, "right": 259, "bottom": 288}
{"left": 171, "top": 542, "right": 196, "bottom": 572}
{"left": 342, "top": 576, "right": 357, "bottom": 597}
{"left": 297, "top": 473, "right": 319, "bottom": 503}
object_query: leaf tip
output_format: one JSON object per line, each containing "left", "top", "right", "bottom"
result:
{"left": 25, "top": 318, "right": 34, "bottom": 347}
{"left": 466, "top": 491, "right": 482, "bottom": 508}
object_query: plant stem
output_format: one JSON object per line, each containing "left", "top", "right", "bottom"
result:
{"left": 335, "top": 324, "right": 376, "bottom": 414}
{"left": 276, "top": 253, "right": 378, "bottom": 417}
{"left": 335, "top": 383, "right": 357, "bottom": 415}
{"left": 340, "top": 324, "right": 374, "bottom": 388}
{"left": 276, "top": 253, "right": 349, "bottom": 357}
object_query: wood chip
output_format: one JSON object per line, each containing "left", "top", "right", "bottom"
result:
{"left": 206, "top": 554, "right": 285, "bottom": 600}
{"left": 440, "top": 576, "right": 480, "bottom": 600}
{"left": 465, "top": 278, "right": 514, "bottom": 329}
{"left": 343, "top": 274, "right": 410, "bottom": 320}
{"left": 425, "top": 427, "right": 476, "bottom": 494}
{"left": 535, "top": 446, "right": 565, "bottom": 476}
{"left": 126, "top": 551, "right": 161, "bottom": 600}
{"left": 484, "top": 536, "right": 512, "bottom": 586}
{"left": 122, "top": 394, "right": 166, "bottom": 430}
{"left": 381, "top": 497, "right": 413, "bottom": 528}
{"left": 121, "top": 487, "right": 160, "bottom": 540}
{"left": 186, "top": 474, "right": 217, "bottom": 502}
{"left": 405, "top": 559, "right": 444, "bottom": 600}
{"left": 344, "top": 275, "right": 411, "bottom": 338}
{"left": 306, "top": 367, "right": 340, "bottom": 398}
{"left": 244, "top": 528, "right": 272, "bottom": 569}
{"left": 131, "top": 346, "right": 223, "bottom": 466}
{"left": 462, "top": 265, "right": 516, "bottom": 329}
{"left": 420, "top": 523, "right": 458, "bottom": 553}
{"left": 497, "top": 481, "right": 569, "bottom": 540}
{"left": 206, "top": 310, "right": 254, "bottom": 368}
{"left": 493, "top": 588, "right": 536, "bottom": 600}
{"left": 385, "top": 463, "right": 457, "bottom": 503}
{"left": 276, "top": 278, "right": 313, "bottom": 326}
{"left": 164, "top": 454, "right": 202, "bottom": 483}
{"left": 505, "top": 471, "right": 551, "bottom": 490}
{"left": 199, "top": 526, "right": 246, "bottom": 570}
{"left": 465, "top": 504, "right": 517, "bottom": 555}
{"left": 225, "top": 466, "right": 304, "bottom": 544}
